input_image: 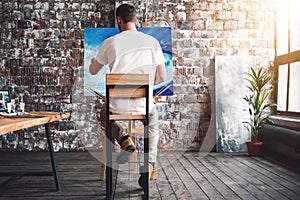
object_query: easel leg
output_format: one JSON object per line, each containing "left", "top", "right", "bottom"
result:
{"left": 100, "top": 135, "right": 106, "bottom": 181}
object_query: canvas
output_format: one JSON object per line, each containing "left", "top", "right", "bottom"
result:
{"left": 0, "top": 90, "right": 11, "bottom": 112}
{"left": 84, "top": 27, "right": 173, "bottom": 97}
{"left": 215, "top": 56, "right": 256, "bottom": 152}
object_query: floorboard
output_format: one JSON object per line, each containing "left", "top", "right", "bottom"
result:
{"left": 0, "top": 151, "right": 299, "bottom": 200}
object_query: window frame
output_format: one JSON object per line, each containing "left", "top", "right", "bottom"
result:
{"left": 274, "top": 0, "right": 300, "bottom": 116}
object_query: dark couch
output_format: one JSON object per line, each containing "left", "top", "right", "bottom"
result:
{"left": 258, "top": 124, "right": 300, "bottom": 173}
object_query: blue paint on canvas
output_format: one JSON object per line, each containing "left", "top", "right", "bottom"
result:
{"left": 84, "top": 27, "right": 173, "bottom": 96}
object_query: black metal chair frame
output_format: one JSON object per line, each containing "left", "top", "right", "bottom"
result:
{"left": 105, "top": 74, "right": 149, "bottom": 200}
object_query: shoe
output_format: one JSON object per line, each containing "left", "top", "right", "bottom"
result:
{"left": 138, "top": 163, "right": 153, "bottom": 192}
{"left": 116, "top": 135, "right": 135, "bottom": 164}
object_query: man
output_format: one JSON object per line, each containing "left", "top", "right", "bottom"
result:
{"left": 89, "top": 4, "right": 167, "bottom": 191}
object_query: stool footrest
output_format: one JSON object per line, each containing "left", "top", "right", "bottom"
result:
{"left": 109, "top": 114, "right": 146, "bottom": 120}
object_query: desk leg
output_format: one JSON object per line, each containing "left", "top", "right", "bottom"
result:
{"left": 45, "top": 123, "right": 61, "bottom": 192}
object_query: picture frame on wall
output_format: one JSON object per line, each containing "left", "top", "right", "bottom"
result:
{"left": 0, "top": 90, "right": 11, "bottom": 112}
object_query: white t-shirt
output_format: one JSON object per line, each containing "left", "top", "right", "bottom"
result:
{"left": 95, "top": 30, "right": 166, "bottom": 114}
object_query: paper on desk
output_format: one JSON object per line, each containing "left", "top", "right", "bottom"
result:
{"left": 0, "top": 112, "right": 29, "bottom": 116}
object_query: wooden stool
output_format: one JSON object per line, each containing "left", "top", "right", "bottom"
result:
{"left": 100, "top": 120, "right": 158, "bottom": 181}
{"left": 103, "top": 74, "right": 151, "bottom": 199}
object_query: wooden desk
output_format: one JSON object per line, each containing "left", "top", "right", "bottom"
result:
{"left": 0, "top": 112, "right": 70, "bottom": 191}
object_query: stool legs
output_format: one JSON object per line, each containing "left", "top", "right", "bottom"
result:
{"left": 100, "top": 136, "right": 106, "bottom": 181}
{"left": 100, "top": 139, "right": 158, "bottom": 181}
{"left": 100, "top": 137, "right": 158, "bottom": 181}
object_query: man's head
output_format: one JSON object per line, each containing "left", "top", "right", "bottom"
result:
{"left": 116, "top": 4, "right": 137, "bottom": 31}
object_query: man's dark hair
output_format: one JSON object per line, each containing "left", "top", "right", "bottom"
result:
{"left": 116, "top": 4, "right": 136, "bottom": 23}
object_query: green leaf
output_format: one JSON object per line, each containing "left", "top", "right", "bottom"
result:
{"left": 243, "top": 66, "right": 274, "bottom": 142}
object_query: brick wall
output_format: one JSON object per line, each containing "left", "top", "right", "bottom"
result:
{"left": 0, "top": 0, "right": 115, "bottom": 151}
{"left": 146, "top": 0, "right": 275, "bottom": 152}
{"left": 0, "top": 0, "right": 275, "bottom": 152}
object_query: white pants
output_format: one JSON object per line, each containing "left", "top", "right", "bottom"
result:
{"left": 100, "top": 103, "right": 159, "bottom": 163}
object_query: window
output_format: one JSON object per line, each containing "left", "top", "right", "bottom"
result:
{"left": 275, "top": 0, "right": 300, "bottom": 114}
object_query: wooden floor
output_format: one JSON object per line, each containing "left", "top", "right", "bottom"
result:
{"left": 0, "top": 151, "right": 299, "bottom": 200}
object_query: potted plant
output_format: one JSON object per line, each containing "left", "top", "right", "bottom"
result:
{"left": 243, "top": 66, "right": 275, "bottom": 156}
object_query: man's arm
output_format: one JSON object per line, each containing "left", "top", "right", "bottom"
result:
{"left": 154, "top": 64, "right": 167, "bottom": 85}
{"left": 89, "top": 57, "right": 104, "bottom": 75}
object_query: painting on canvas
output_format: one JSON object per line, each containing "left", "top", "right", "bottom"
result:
{"left": 84, "top": 27, "right": 173, "bottom": 97}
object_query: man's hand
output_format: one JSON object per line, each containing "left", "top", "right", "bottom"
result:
{"left": 154, "top": 64, "right": 167, "bottom": 85}
{"left": 89, "top": 57, "right": 103, "bottom": 75}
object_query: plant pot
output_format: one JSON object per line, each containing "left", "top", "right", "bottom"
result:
{"left": 246, "top": 141, "right": 263, "bottom": 156}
